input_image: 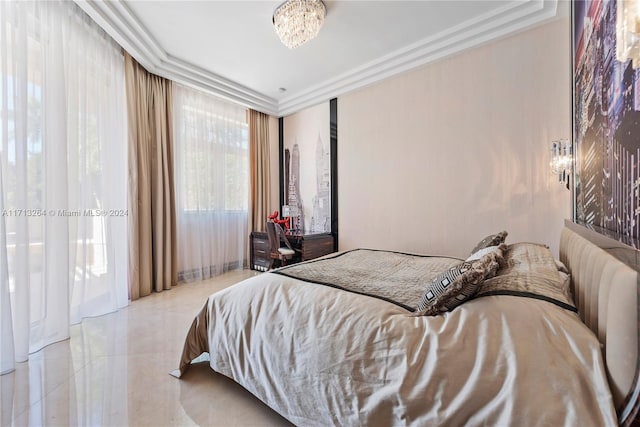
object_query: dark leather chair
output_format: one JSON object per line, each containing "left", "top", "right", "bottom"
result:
{"left": 266, "top": 220, "right": 299, "bottom": 269}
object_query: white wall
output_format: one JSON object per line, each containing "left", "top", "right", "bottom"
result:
{"left": 337, "top": 3, "right": 571, "bottom": 257}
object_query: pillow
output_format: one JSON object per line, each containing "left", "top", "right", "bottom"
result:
{"left": 416, "top": 245, "right": 506, "bottom": 316}
{"left": 555, "top": 259, "right": 569, "bottom": 274}
{"left": 475, "top": 242, "right": 576, "bottom": 311}
{"left": 476, "top": 243, "right": 507, "bottom": 278}
{"left": 469, "top": 231, "right": 508, "bottom": 255}
{"left": 558, "top": 270, "right": 571, "bottom": 294}
{"left": 466, "top": 245, "right": 499, "bottom": 262}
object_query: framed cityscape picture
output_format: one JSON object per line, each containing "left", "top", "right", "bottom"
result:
{"left": 279, "top": 99, "right": 337, "bottom": 248}
{"left": 573, "top": 0, "right": 640, "bottom": 245}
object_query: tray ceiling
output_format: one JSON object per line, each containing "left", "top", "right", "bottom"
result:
{"left": 75, "top": 0, "right": 558, "bottom": 116}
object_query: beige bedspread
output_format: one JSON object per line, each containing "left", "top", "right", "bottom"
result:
{"left": 273, "top": 249, "right": 462, "bottom": 310}
{"left": 175, "top": 272, "right": 617, "bottom": 426}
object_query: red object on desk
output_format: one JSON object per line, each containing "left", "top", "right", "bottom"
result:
{"left": 268, "top": 211, "right": 291, "bottom": 229}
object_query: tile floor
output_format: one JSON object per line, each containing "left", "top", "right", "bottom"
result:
{"left": 1, "top": 270, "right": 293, "bottom": 426}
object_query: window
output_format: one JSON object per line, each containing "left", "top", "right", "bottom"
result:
{"left": 173, "top": 83, "right": 249, "bottom": 282}
{"left": 0, "top": 0, "right": 128, "bottom": 362}
{"left": 177, "top": 102, "right": 249, "bottom": 213}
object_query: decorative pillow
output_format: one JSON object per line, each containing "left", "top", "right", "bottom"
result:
{"left": 475, "top": 242, "right": 576, "bottom": 311}
{"left": 466, "top": 245, "right": 499, "bottom": 262}
{"left": 416, "top": 245, "right": 506, "bottom": 316}
{"left": 469, "top": 231, "right": 508, "bottom": 255}
{"left": 475, "top": 243, "right": 507, "bottom": 278}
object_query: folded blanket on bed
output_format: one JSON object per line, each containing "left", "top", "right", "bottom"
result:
{"left": 272, "top": 249, "right": 462, "bottom": 311}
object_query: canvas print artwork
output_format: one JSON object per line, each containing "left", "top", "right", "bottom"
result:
{"left": 283, "top": 102, "right": 331, "bottom": 235}
{"left": 573, "top": 0, "right": 640, "bottom": 242}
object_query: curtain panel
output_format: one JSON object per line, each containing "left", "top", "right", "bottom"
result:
{"left": 0, "top": 0, "right": 128, "bottom": 372}
{"left": 124, "top": 53, "right": 177, "bottom": 300}
{"left": 173, "top": 84, "right": 249, "bottom": 282}
{"left": 249, "top": 110, "right": 271, "bottom": 233}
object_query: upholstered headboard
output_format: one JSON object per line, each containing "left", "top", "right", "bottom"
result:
{"left": 560, "top": 222, "right": 639, "bottom": 425}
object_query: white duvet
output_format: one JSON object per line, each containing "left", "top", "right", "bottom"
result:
{"left": 176, "top": 271, "right": 617, "bottom": 426}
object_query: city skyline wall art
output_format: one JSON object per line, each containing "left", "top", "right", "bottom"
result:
{"left": 573, "top": 0, "right": 640, "bottom": 244}
{"left": 282, "top": 102, "right": 332, "bottom": 235}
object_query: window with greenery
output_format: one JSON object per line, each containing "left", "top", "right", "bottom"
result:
{"left": 173, "top": 83, "right": 249, "bottom": 282}
{"left": 179, "top": 105, "right": 249, "bottom": 212}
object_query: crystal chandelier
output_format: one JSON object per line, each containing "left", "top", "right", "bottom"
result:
{"left": 272, "top": 0, "right": 326, "bottom": 49}
{"left": 617, "top": 0, "right": 640, "bottom": 68}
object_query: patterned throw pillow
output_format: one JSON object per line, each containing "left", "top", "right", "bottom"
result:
{"left": 416, "top": 245, "right": 506, "bottom": 316}
{"left": 416, "top": 262, "right": 472, "bottom": 310}
{"left": 469, "top": 231, "right": 508, "bottom": 255}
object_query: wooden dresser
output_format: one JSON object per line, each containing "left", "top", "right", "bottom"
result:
{"left": 250, "top": 232, "right": 335, "bottom": 271}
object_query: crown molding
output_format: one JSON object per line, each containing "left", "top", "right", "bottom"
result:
{"left": 74, "top": 0, "right": 280, "bottom": 115}
{"left": 74, "top": 0, "right": 557, "bottom": 118}
{"left": 277, "top": 0, "right": 558, "bottom": 116}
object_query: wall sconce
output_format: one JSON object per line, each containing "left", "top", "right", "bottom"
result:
{"left": 550, "top": 139, "right": 572, "bottom": 189}
{"left": 617, "top": 0, "right": 640, "bottom": 68}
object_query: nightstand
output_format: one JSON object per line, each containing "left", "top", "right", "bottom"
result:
{"left": 250, "top": 231, "right": 335, "bottom": 271}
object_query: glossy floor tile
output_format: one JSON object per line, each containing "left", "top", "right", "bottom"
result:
{"left": 1, "top": 270, "right": 293, "bottom": 427}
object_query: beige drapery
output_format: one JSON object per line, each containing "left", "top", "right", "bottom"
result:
{"left": 124, "top": 53, "right": 177, "bottom": 300}
{"left": 249, "top": 110, "right": 272, "bottom": 233}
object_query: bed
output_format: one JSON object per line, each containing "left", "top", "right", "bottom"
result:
{"left": 173, "top": 221, "right": 639, "bottom": 426}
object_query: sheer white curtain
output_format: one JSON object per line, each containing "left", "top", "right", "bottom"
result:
{"left": 0, "top": 0, "right": 128, "bottom": 373}
{"left": 173, "top": 84, "right": 249, "bottom": 282}
{"left": 0, "top": 160, "right": 12, "bottom": 375}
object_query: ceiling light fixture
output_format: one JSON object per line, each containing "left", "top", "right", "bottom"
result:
{"left": 272, "top": 0, "right": 326, "bottom": 49}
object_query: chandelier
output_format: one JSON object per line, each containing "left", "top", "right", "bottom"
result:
{"left": 272, "top": 0, "right": 326, "bottom": 49}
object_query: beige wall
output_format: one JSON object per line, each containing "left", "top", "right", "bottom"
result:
{"left": 338, "top": 4, "right": 571, "bottom": 257}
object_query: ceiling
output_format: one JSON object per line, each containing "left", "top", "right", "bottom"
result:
{"left": 76, "top": 0, "right": 558, "bottom": 116}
